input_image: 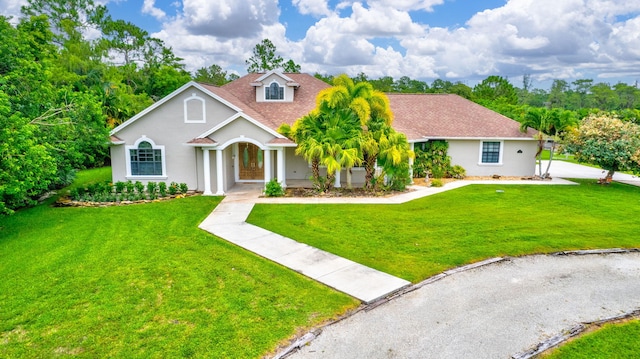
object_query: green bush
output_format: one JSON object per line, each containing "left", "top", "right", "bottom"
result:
{"left": 158, "top": 182, "right": 167, "bottom": 197}
{"left": 125, "top": 180, "right": 135, "bottom": 193}
{"left": 114, "top": 181, "right": 126, "bottom": 194}
{"left": 413, "top": 141, "right": 466, "bottom": 179}
{"left": 448, "top": 165, "right": 466, "bottom": 179}
{"left": 134, "top": 181, "right": 145, "bottom": 194}
{"left": 179, "top": 183, "right": 189, "bottom": 194}
{"left": 168, "top": 182, "right": 178, "bottom": 195}
{"left": 264, "top": 179, "right": 284, "bottom": 197}
{"left": 430, "top": 179, "right": 443, "bottom": 187}
{"left": 146, "top": 182, "right": 158, "bottom": 199}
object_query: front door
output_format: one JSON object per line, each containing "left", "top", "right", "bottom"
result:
{"left": 238, "top": 143, "right": 265, "bottom": 180}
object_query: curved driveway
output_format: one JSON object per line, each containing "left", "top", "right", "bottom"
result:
{"left": 287, "top": 252, "right": 640, "bottom": 359}
{"left": 282, "top": 161, "right": 640, "bottom": 358}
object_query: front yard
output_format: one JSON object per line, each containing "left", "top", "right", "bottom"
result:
{"left": 0, "top": 168, "right": 357, "bottom": 358}
{"left": 248, "top": 179, "right": 640, "bottom": 283}
{"left": 2, "top": 168, "right": 639, "bottom": 358}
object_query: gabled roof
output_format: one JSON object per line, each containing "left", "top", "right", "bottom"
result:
{"left": 220, "top": 73, "right": 330, "bottom": 131}
{"left": 387, "top": 93, "right": 536, "bottom": 141}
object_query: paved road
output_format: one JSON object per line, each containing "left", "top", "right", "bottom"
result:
{"left": 286, "top": 252, "right": 640, "bottom": 359}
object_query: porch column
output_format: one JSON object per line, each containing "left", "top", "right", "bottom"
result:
{"left": 276, "top": 147, "right": 286, "bottom": 188}
{"left": 263, "top": 149, "right": 272, "bottom": 186}
{"left": 409, "top": 142, "right": 415, "bottom": 184}
{"left": 215, "top": 149, "right": 224, "bottom": 195}
{"left": 202, "top": 148, "right": 213, "bottom": 195}
{"left": 334, "top": 169, "right": 341, "bottom": 188}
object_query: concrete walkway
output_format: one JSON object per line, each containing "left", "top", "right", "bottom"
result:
{"left": 198, "top": 185, "right": 411, "bottom": 303}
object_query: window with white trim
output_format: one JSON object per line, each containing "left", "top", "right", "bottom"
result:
{"left": 129, "top": 140, "right": 164, "bottom": 176}
{"left": 265, "top": 82, "right": 284, "bottom": 100}
{"left": 480, "top": 141, "right": 501, "bottom": 164}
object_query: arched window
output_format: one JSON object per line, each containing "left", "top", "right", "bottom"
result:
{"left": 128, "top": 139, "right": 165, "bottom": 176}
{"left": 265, "top": 82, "right": 284, "bottom": 100}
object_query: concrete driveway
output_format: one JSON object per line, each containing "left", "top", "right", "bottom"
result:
{"left": 285, "top": 252, "right": 640, "bottom": 359}
{"left": 279, "top": 161, "right": 640, "bottom": 359}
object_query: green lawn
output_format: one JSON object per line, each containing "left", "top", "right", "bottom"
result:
{"left": 0, "top": 168, "right": 357, "bottom": 358}
{"left": 248, "top": 179, "right": 640, "bottom": 283}
{"left": 543, "top": 319, "right": 640, "bottom": 358}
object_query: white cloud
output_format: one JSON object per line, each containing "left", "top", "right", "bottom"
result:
{"left": 370, "top": 0, "right": 444, "bottom": 12}
{"left": 178, "top": 0, "right": 280, "bottom": 38}
{"left": 142, "top": 0, "right": 167, "bottom": 21}
{"left": 0, "top": 0, "right": 27, "bottom": 23}
{"left": 292, "top": 0, "right": 332, "bottom": 17}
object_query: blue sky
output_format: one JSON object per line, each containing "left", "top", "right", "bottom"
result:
{"left": 3, "top": 0, "right": 640, "bottom": 88}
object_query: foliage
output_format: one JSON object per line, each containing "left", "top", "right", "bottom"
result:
{"left": 473, "top": 75, "right": 518, "bottom": 105}
{"left": 249, "top": 179, "right": 640, "bottom": 283}
{"left": 264, "top": 179, "right": 285, "bottom": 197}
{"left": 565, "top": 114, "right": 640, "bottom": 180}
{"left": 0, "top": 170, "right": 356, "bottom": 358}
{"left": 430, "top": 179, "right": 443, "bottom": 187}
{"left": 413, "top": 141, "right": 465, "bottom": 179}
{"left": 67, "top": 180, "right": 187, "bottom": 202}
{"left": 519, "top": 107, "right": 579, "bottom": 178}
{"left": 192, "top": 64, "right": 234, "bottom": 85}
{"left": 281, "top": 75, "right": 412, "bottom": 192}
{"left": 246, "top": 39, "right": 300, "bottom": 73}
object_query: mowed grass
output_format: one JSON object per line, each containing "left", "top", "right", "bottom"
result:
{"left": 543, "top": 319, "right": 640, "bottom": 358}
{"left": 0, "top": 168, "right": 357, "bottom": 358}
{"left": 248, "top": 180, "right": 640, "bottom": 283}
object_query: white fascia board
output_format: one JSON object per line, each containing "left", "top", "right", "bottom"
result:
{"left": 197, "top": 113, "right": 285, "bottom": 140}
{"left": 255, "top": 70, "right": 295, "bottom": 83}
{"left": 424, "top": 136, "right": 536, "bottom": 141}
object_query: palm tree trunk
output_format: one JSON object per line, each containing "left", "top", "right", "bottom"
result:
{"left": 364, "top": 154, "right": 376, "bottom": 190}
{"left": 543, "top": 142, "right": 555, "bottom": 178}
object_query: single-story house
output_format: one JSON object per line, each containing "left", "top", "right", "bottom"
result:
{"left": 109, "top": 71, "right": 537, "bottom": 194}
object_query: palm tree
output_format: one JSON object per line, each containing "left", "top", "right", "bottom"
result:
{"left": 520, "top": 107, "right": 578, "bottom": 178}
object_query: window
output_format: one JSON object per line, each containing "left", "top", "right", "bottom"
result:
{"left": 130, "top": 141, "right": 163, "bottom": 176}
{"left": 481, "top": 141, "right": 501, "bottom": 164}
{"left": 265, "top": 82, "right": 284, "bottom": 100}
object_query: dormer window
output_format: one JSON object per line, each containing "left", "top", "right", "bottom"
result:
{"left": 265, "top": 82, "right": 284, "bottom": 100}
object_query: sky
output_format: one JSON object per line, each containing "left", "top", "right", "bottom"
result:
{"left": 3, "top": 0, "right": 640, "bottom": 88}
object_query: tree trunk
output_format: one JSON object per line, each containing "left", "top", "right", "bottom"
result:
{"left": 543, "top": 142, "right": 555, "bottom": 179}
{"left": 346, "top": 167, "right": 352, "bottom": 189}
{"left": 364, "top": 153, "right": 377, "bottom": 190}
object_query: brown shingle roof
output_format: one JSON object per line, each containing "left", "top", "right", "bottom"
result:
{"left": 187, "top": 137, "right": 217, "bottom": 145}
{"left": 220, "top": 73, "right": 330, "bottom": 131}
{"left": 387, "top": 93, "right": 536, "bottom": 141}
{"left": 201, "top": 74, "right": 534, "bottom": 142}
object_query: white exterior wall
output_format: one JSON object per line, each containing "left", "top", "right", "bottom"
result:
{"left": 111, "top": 85, "right": 246, "bottom": 191}
{"left": 446, "top": 139, "right": 537, "bottom": 177}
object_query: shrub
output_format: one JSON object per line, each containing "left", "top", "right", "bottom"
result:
{"left": 168, "top": 182, "right": 178, "bottom": 195}
{"left": 430, "top": 179, "right": 443, "bottom": 187}
{"left": 158, "top": 182, "right": 167, "bottom": 197}
{"left": 264, "top": 179, "right": 284, "bottom": 197}
{"left": 146, "top": 182, "right": 158, "bottom": 199}
{"left": 134, "top": 181, "right": 145, "bottom": 194}
{"left": 179, "top": 183, "right": 189, "bottom": 194}
{"left": 448, "top": 165, "right": 466, "bottom": 179}
{"left": 114, "top": 181, "right": 126, "bottom": 194}
{"left": 125, "top": 180, "right": 135, "bottom": 194}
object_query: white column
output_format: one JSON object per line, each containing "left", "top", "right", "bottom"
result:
{"left": 202, "top": 149, "right": 212, "bottom": 195}
{"left": 409, "top": 142, "right": 415, "bottom": 184}
{"left": 276, "top": 147, "right": 286, "bottom": 188}
{"left": 215, "top": 149, "right": 224, "bottom": 195}
{"left": 263, "top": 149, "right": 272, "bottom": 186}
{"left": 334, "top": 168, "right": 341, "bottom": 188}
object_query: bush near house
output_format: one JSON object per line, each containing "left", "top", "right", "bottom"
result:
{"left": 413, "top": 140, "right": 466, "bottom": 179}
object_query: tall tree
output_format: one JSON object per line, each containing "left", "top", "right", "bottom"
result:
{"left": 246, "top": 39, "right": 300, "bottom": 73}
{"left": 472, "top": 75, "right": 518, "bottom": 105}
{"left": 193, "top": 64, "right": 232, "bottom": 85}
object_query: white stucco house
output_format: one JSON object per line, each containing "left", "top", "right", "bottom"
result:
{"left": 109, "top": 71, "right": 537, "bottom": 195}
